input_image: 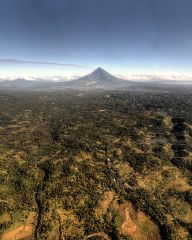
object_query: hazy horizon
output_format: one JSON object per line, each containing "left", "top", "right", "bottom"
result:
{"left": 1, "top": 65, "right": 192, "bottom": 83}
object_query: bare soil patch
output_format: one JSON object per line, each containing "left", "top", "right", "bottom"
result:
{"left": 115, "top": 202, "right": 161, "bottom": 240}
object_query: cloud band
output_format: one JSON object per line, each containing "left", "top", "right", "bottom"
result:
{"left": 0, "top": 59, "right": 92, "bottom": 69}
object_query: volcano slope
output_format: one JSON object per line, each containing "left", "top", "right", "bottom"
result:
{"left": 0, "top": 90, "right": 191, "bottom": 240}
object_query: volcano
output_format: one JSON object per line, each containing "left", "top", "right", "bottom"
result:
{"left": 61, "top": 67, "right": 132, "bottom": 89}
{"left": 0, "top": 68, "right": 142, "bottom": 91}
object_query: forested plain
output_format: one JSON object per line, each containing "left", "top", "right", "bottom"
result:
{"left": 0, "top": 90, "right": 192, "bottom": 240}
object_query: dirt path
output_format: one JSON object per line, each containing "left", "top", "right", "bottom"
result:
{"left": 83, "top": 232, "right": 111, "bottom": 240}
{"left": 15, "top": 226, "right": 32, "bottom": 240}
{"left": 121, "top": 209, "right": 137, "bottom": 237}
{"left": 3, "top": 225, "right": 32, "bottom": 240}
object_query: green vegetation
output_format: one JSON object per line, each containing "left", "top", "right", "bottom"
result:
{"left": 0, "top": 90, "right": 191, "bottom": 239}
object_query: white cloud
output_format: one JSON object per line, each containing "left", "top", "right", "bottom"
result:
{"left": 115, "top": 73, "right": 192, "bottom": 82}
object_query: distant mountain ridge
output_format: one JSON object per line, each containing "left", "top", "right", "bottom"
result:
{"left": 0, "top": 67, "right": 192, "bottom": 92}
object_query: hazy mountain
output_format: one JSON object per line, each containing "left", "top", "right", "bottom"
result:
{"left": 58, "top": 67, "right": 134, "bottom": 89}
{"left": 1, "top": 68, "right": 192, "bottom": 92}
{"left": 0, "top": 68, "right": 135, "bottom": 91}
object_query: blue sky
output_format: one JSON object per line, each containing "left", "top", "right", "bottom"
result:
{"left": 0, "top": 0, "right": 192, "bottom": 79}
